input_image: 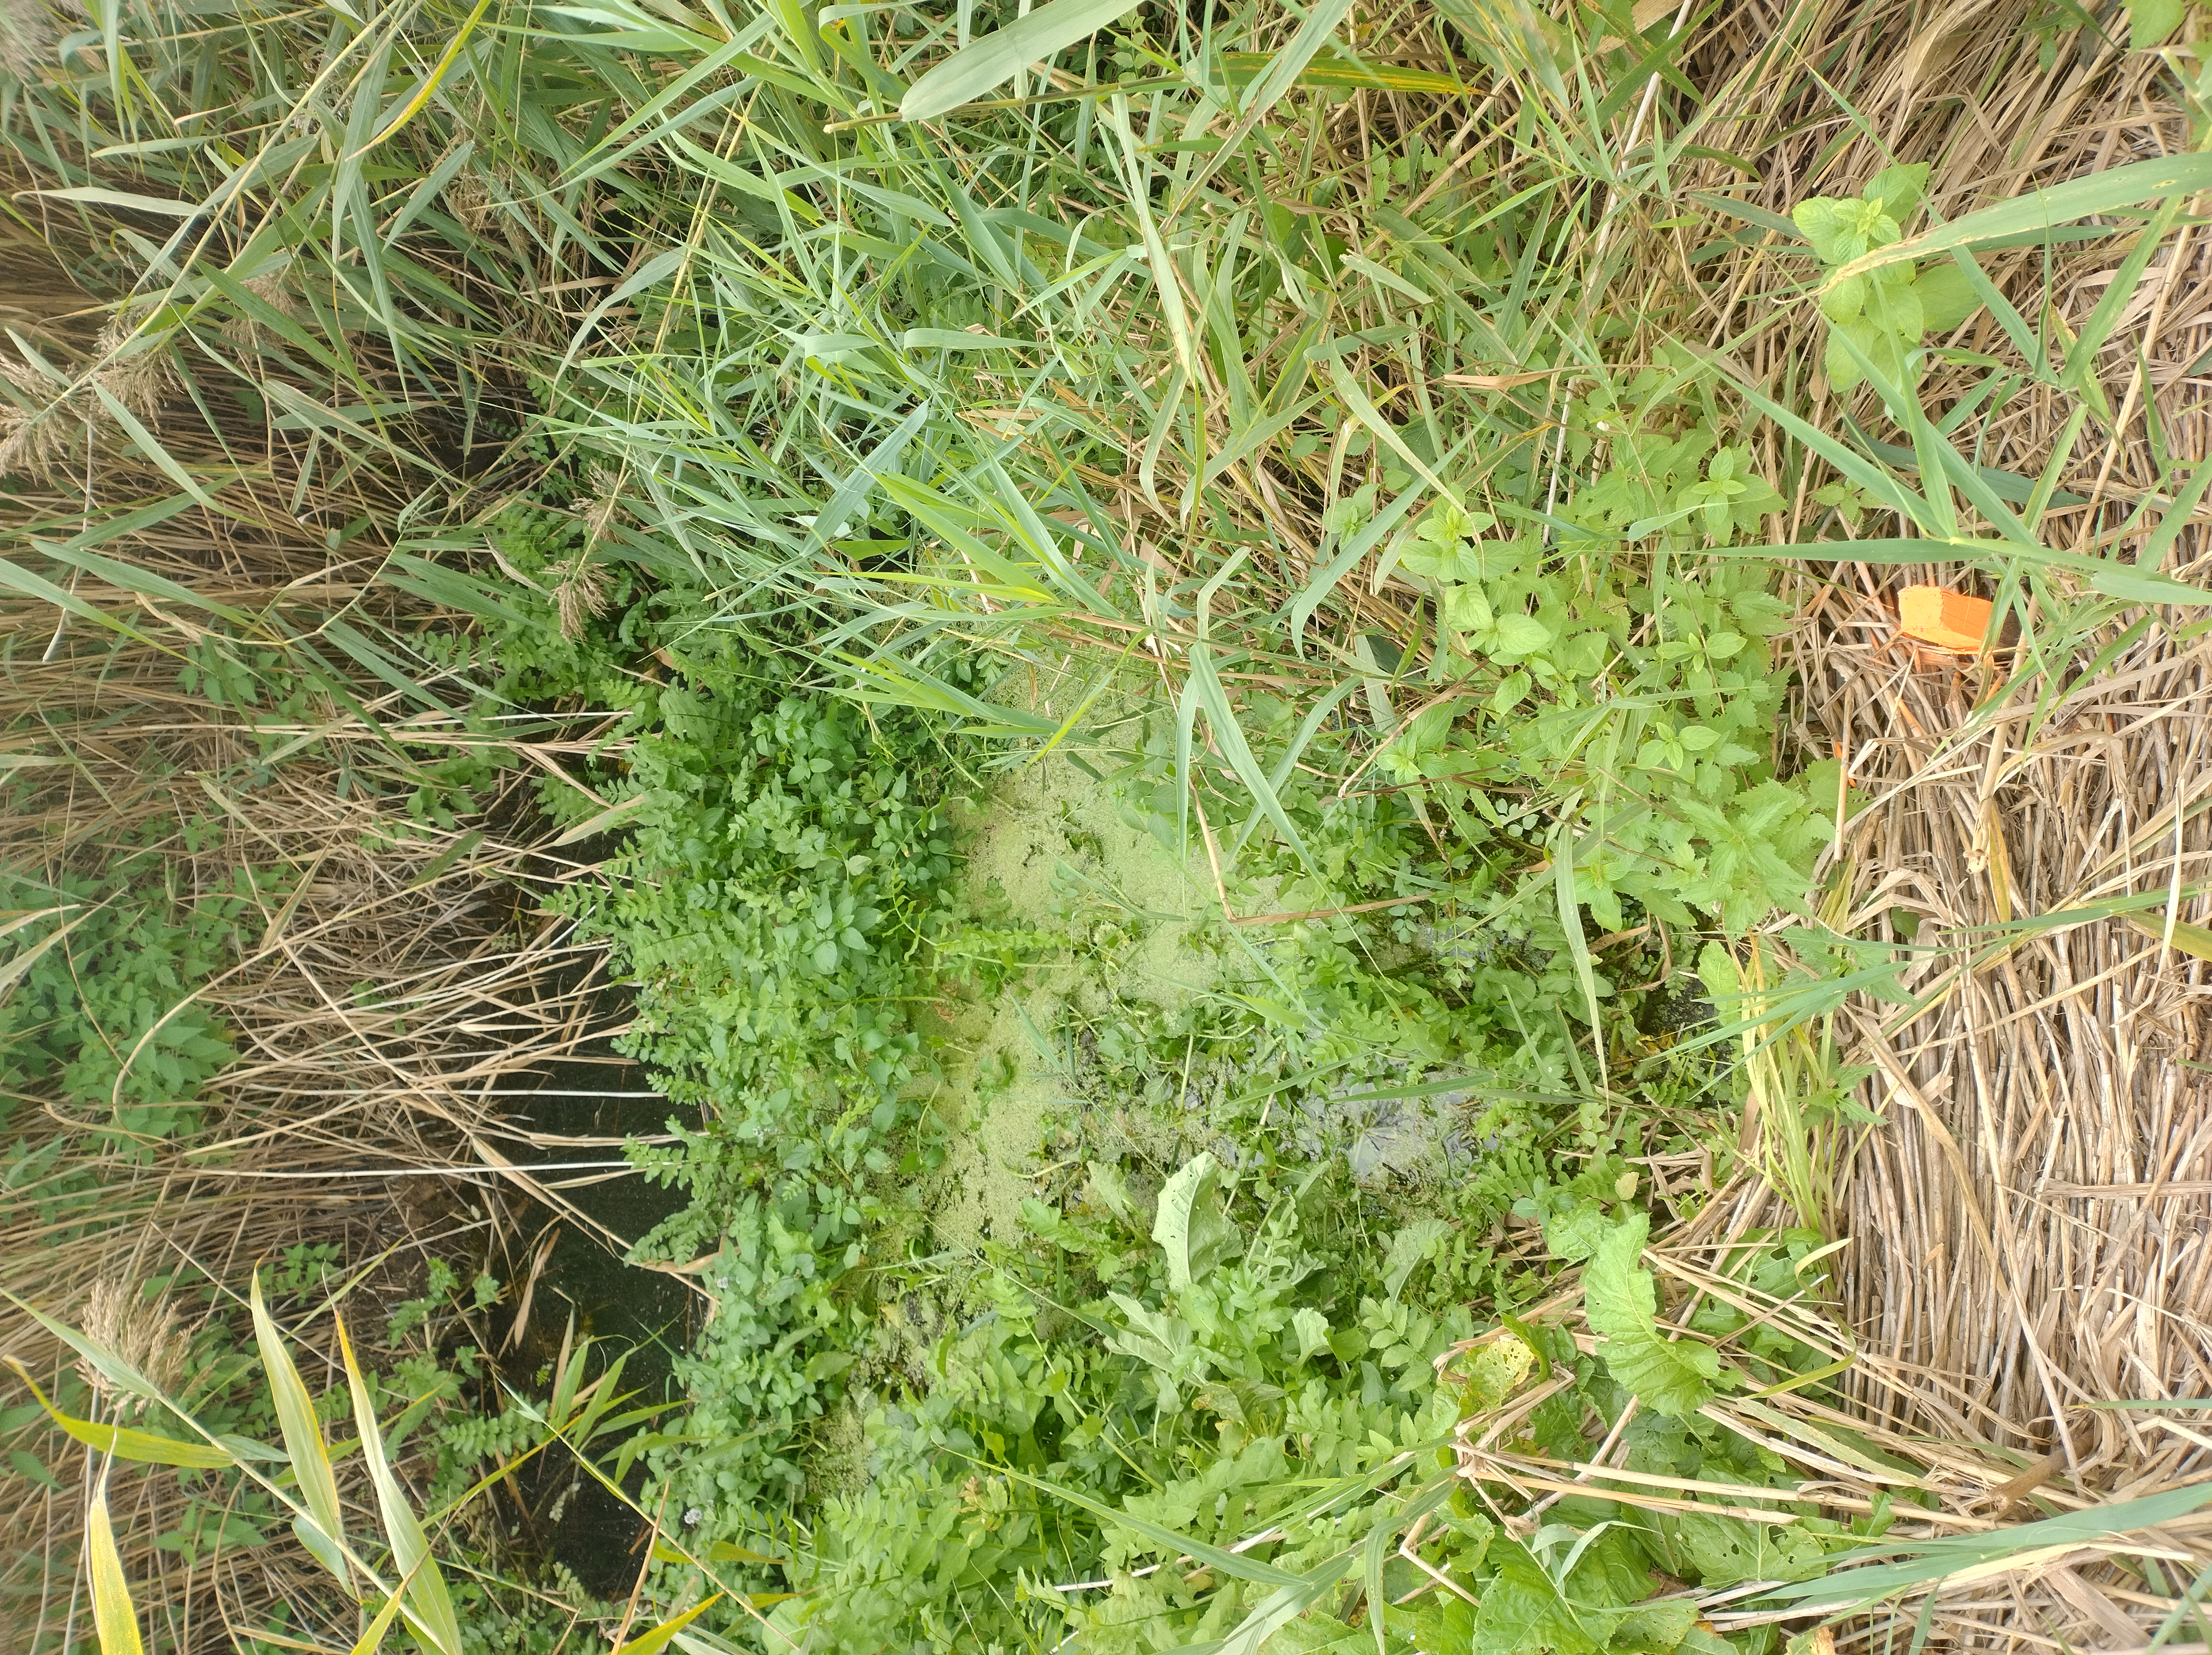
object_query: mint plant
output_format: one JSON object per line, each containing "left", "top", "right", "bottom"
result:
{"left": 1376, "top": 405, "right": 1825, "bottom": 937}
{"left": 0, "top": 858, "right": 249, "bottom": 1152}
{"left": 1793, "top": 164, "right": 1979, "bottom": 394}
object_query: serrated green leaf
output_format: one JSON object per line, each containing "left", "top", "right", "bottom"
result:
{"left": 1790, "top": 198, "right": 1856, "bottom": 264}
{"left": 1912, "top": 261, "right": 1980, "bottom": 333}
{"left": 1382, "top": 1218, "right": 1450, "bottom": 1299}
{"left": 1488, "top": 613, "right": 1553, "bottom": 655}
{"left": 1472, "top": 1551, "right": 1605, "bottom": 1655}
{"left": 1864, "top": 163, "right": 1929, "bottom": 222}
{"left": 2127, "top": 0, "right": 2184, "bottom": 46}
{"left": 1542, "top": 1199, "right": 1611, "bottom": 1264}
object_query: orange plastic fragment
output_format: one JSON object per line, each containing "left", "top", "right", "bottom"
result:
{"left": 1898, "top": 584, "right": 1993, "bottom": 653}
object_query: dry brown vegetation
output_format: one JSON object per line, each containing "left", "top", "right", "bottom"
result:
{"left": 0, "top": 338, "right": 646, "bottom": 1647}
{"left": 1480, "top": 10, "right": 2212, "bottom": 1643}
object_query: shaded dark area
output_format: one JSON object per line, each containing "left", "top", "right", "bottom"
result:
{"left": 488, "top": 1046, "right": 699, "bottom": 1600}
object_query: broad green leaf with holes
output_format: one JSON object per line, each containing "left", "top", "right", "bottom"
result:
{"left": 1153, "top": 1153, "right": 1245, "bottom": 1294}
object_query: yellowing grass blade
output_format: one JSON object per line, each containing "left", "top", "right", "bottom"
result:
{"left": 5, "top": 1359, "right": 234, "bottom": 1468}
{"left": 1172, "top": 0, "right": 1359, "bottom": 214}
{"left": 613, "top": 1594, "right": 723, "bottom": 1655}
{"left": 250, "top": 1274, "right": 349, "bottom": 1588}
{"left": 0, "top": 908, "right": 94, "bottom": 1006}
{"left": 358, "top": 0, "right": 494, "bottom": 157}
{"left": 348, "top": 1580, "right": 411, "bottom": 1655}
{"left": 336, "top": 1314, "right": 462, "bottom": 1655}
{"left": 1106, "top": 97, "right": 1195, "bottom": 379}
{"left": 86, "top": 1484, "right": 146, "bottom": 1655}
{"left": 2124, "top": 911, "right": 2212, "bottom": 962}
{"left": 1217, "top": 50, "right": 1459, "bottom": 93}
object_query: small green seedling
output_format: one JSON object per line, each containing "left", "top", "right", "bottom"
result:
{"left": 1794, "top": 164, "right": 1980, "bottom": 394}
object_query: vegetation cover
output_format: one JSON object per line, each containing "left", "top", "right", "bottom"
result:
{"left": 5, "top": 0, "right": 2212, "bottom": 1650}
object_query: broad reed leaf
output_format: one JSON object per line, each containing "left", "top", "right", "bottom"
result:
{"left": 87, "top": 1485, "right": 146, "bottom": 1655}
{"left": 337, "top": 1314, "right": 463, "bottom": 1655}
{"left": 4, "top": 1360, "right": 235, "bottom": 1469}
{"left": 902, "top": 0, "right": 1144, "bottom": 120}
{"left": 251, "top": 1274, "right": 349, "bottom": 1588}
{"left": 617, "top": 1594, "right": 723, "bottom": 1655}
{"left": 1831, "top": 153, "right": 2212, "bottom": 281}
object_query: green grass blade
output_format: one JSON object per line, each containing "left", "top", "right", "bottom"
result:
{"left": 2137, "top": 462, "right": 2212, "bottom": 575}
{"left": 1326, "top": 361, "right": 1465, "bottom": 509}
{"left": 88, "top": 386, "right": 219, "bottom": 511}
{"left": 616, "top": 1594, "right": 724, "bottom": 1655}
{"left": 1761, "top": 1481, "right": 2212, "bottom": 1608}
{"left": 902, "top": 0, "right": 1143, "bottom": 120}
{"left": 2061, "top": 194, "right": 2182, "bottom": 398}
{"left": 1553, "top": 820, "right": 1608, "bottom": 1045}
{"left": 1726, "top": 536, "right": 2211, "bottom": 604}
{"left": 347, "top": 1580, "right": 410, "bottom": 1655}
{"left": 1, "top": 1294, "right": 185, "bottom": 1417}
{"left": 1284, "top": 480, "right": 1428, "bottom": 651}
{"left": 337, "top": 1314, "right": 463, "bottom": 1655}
{"left": 5, "top": 1359, "right": 236, "bottom": 1469}
{"left": 996, "top": 1462, "right": 1305, "bottom": 1585}
{"left": 250, "top": 1274, "right": 349, "bottom": 1589}
{"left": 1362, "top": 1508, "right": 1392, "bottom": 1655}
{"left": 1832, "top": 153, "right": 2212, "bottom": 283}
{"left": 32, "top": 541, "right": 255, "bottom": 625}
{"left": 1107, "top": 97, "right": 1196, "bottom": 378}
{"left": 1188, "top": 644, "right": 1313, "bottom": 872}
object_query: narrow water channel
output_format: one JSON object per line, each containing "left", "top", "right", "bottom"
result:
{"left": 492, "top": 1050, "right": 696, "bottom": 1598}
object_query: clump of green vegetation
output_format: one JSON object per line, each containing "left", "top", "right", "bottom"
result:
{"left": 449, "top": 469, "right": 1820, "bottom": 1647}
{"left": 774, "top": 1147, "right": 1868, "bottom": 1655}
{"left": 0, "top": 854, "right": 248, "bottom": 1152}
{"left": 467, "top": 498, "right": 1027, "bottom": 1540}
{"left": 11, "top": 0, "right": 2210, "bottom": 1643}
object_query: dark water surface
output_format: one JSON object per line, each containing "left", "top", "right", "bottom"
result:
{"left": 494, "top": 1052, "right": 696, "bottom": 1599}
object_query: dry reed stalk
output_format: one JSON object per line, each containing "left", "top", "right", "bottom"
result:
{"left": 1446, "top": 1198, "right": 2212, "bottom": 1653}
{"left": 0, "top": 290, "right": 645, "bottom": 1652}
{"left": 1613, "top": 2, "right": 2212, "bottom": 1645}
{"left": 0, "top": 663, "right": 646, "bottom": 1651}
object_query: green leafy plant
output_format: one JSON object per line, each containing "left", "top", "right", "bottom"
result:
{"left": 1793, "top": 165, "right": 1981, "bottom": 395}
{"left": 1372, "top": 392, "right": 1824, "bottom": 940}
{"left": 0, "top": 860, "right": 252, "bottom": 1151}
{"left": 458, "top": 506, "right": 1044, "bottom": 1547}
{"left": 760, "top": 1150, "right": 1894, "bottom": 1655}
